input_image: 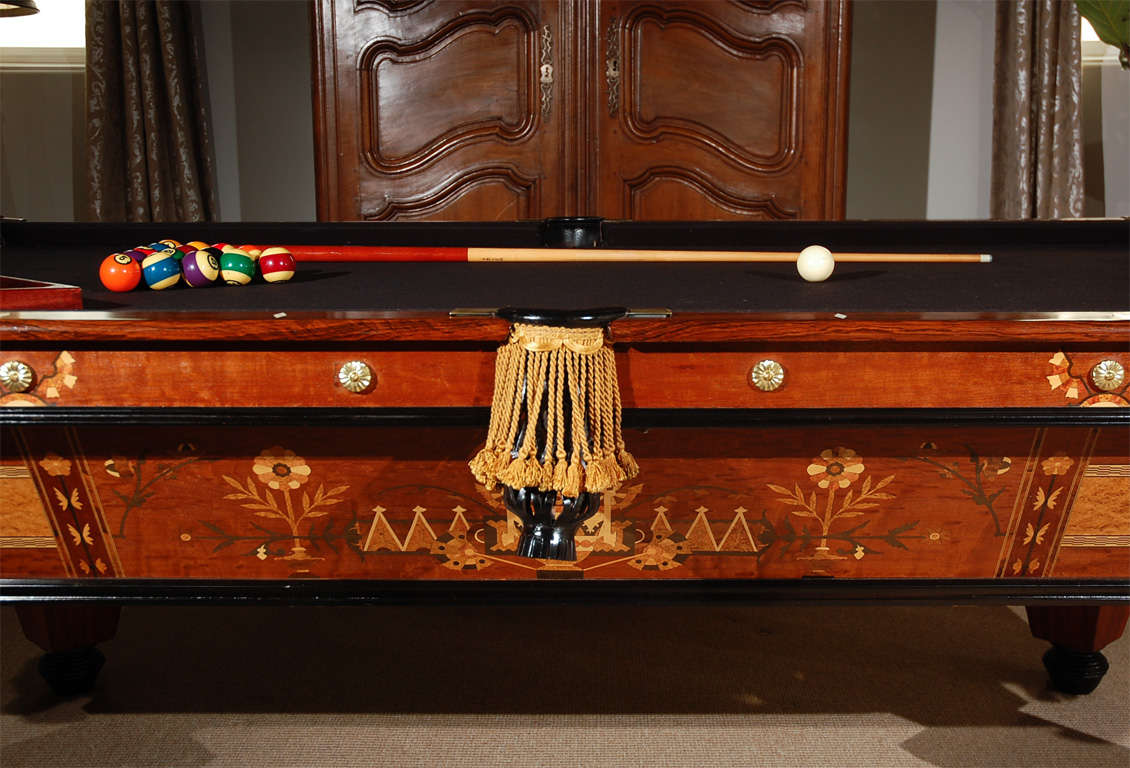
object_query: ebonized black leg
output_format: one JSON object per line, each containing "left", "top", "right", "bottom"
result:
{"left": 505, "top": 486, "right": 602, "bottom": 561}
{"left": 1039, "top": 645, "right": 1108, "bottom": 695}
{"left": 15, "top": 603, "right": 121, "bottom": 696}
{"left": 1026, "top": 605, "right": 1129, "bottom": 694}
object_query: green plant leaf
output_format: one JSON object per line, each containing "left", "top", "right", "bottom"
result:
{"left": 1077, "top": 0, "right": 1130, "bottom": 67}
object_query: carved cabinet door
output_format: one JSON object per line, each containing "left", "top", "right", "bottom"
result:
{"left": 589, "top": 0, "right": 850, "bottom": 220}
{"left": 314, "top": 0, "right": 570, "bottom": 221}
{"left": 313, "top": 0, "right": 849, "bottom": 221}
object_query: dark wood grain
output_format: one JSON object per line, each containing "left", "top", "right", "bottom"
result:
{"left": 1028, "top": 605, "right": 1130, "bottom": 652}
{"left": 824, "top": 0, "right": 851, "bottom": 219}
{"left": 13, "top": 603, "right": 121, "bottom": 695}
{"left": 15, "top": 604, "right": 120, "bottom": 653}
{"left": 2, "top": 312, "right": 1127, "bottom": 344}
{"left": 314, "top": 0, "right": 569, "bottom": 221}
{"left": 593, "top": 1, "right": 850, "bottom": 220}
{"left": 310, "top": 0, "right": 338, "bottom": 222}
{"left": 312, "top": 1, "right": 849, "bottom": 220}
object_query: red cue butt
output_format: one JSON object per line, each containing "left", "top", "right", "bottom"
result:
{"left": 253, "top": 246, "right": 469, "bottom": 262}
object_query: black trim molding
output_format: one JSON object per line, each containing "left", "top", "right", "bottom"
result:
{"left": 1, "top": 578, "right": 1127, "bottom": 606}
{"left": 1, "top": 407, "right": 1126, "bottom": 428}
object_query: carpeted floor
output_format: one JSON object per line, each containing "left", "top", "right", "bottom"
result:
{"left": 1, "top": 604, "right": 1127, "bottom": 767}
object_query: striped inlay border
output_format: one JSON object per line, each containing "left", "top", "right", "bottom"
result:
{"left": 0, "top": 536, "right": 58, "bottom": 549}
{"left": 1060, "top": 534, "right": 1130, "bottom": 547}
{"left": 1084, "top": 464, "right": 1130, "bottom": 477}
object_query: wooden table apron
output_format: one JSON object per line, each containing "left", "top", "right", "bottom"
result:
{"left": 1, "top": 312, "right": 1127, "bottom": 585}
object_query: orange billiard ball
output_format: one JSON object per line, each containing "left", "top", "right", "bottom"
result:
{"left": 99, "top": 252, "right": 142, "bottom": 292}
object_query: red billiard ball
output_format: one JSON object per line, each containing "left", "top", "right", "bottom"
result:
{"left": 258, "top": 247, "right": 296, "bottom": 283}
{"left": 99, "top": 252, "right": 142, "bottom": 292}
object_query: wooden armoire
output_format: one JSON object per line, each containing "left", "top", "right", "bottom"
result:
{"left": 312, "top": 1, "right": 850, "bottom": 221}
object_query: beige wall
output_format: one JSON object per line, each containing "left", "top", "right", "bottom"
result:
{"left": 845, "top": 0, "right": 938, "bottom": 219}
{"left": 201, "top": 0, "right": 317, "bottom": 222}
{"left": 227, "top": 0, "right": 316, "bottom": 221}
{"left": 0, "top": 67, "right": 84, "bottom": 221}
{"left": 1085, "top": 46, "right": 1130, "bottom": 217}
{"left": 926, "top": 0, "right": 995, "bottom": 219}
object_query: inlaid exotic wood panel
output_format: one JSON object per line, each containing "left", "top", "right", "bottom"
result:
{"left": 315, "top": 0, "right": 566, "bottom": 220}
{"left": 2, "top": 425, "right": 1126, "bottom": 581}
{"left": 592, "top": 1, "right": 848, "bottom": 220}
{"left": 3, "top": 348, "right": 1126, "bottom": 409}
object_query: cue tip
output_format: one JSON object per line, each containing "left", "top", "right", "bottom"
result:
{"left": 981, "top": 254, "right": 993, "bottom": 263}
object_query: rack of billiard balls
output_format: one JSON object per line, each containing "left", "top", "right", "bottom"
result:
{"left": 98, "top": 240, "right": 296, "bottom": 293}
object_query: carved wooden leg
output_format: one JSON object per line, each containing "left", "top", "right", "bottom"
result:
{"left": 1026, "top": 605, "right": 1130, "bottom": 694}
{"left": 14, "top": 603, "right": 121, "bottom": 696}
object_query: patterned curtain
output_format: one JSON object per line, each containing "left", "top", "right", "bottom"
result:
{"left": 991, "top": 0, "right": 1083, "bottom": 219}
{"left": 85, "top": 1, "right": 217, "bottom": 221}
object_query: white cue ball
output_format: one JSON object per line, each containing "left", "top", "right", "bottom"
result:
{"left": 797, "top": 245, "right": 835, "bottom": 282}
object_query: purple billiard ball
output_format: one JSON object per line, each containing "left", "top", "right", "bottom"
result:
{"left": 182, "top": 248, "right": 221, "bottom": 287}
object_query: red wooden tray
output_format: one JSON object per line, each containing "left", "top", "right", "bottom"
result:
{"left": 0, "top": 275, "right": 82, "bottom": 310}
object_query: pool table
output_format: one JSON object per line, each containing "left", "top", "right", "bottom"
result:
{"left": 0, "top": 218, "right": 1127, "bottom": 696}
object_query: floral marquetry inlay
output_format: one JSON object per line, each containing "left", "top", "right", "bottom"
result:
{"left": 0, "top": 351, "right": 77, "bottom": 407}
{"left": 1047, "top": 351, "right": 1129, "bottom": 406}
{"left": 216, "top": 447, "right": 350, "bottom": 563}
{"left": 53, "top": 425, "right": 1111, "bottom": 582}
{"left": 913, "top": 442, "right": 1012, "bottom": 536}
{"left": 768, "top": 447, "right": 897, "bottom": 560}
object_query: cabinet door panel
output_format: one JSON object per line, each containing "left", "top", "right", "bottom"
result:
{"left": 627, "top": 10, "right": 799, "bottom": 170}
{"left": 359, "top": 165, "right": 540, "bottom": 221}
{"left": 623, "top": 167, "right": 795, "bottom": 221}
{"left": 315, "top": 0, "right": 567, "bottom": 220}
{"left": 314, "top": 0, "right": 848, "bottom": 221}
{"left": 593, "top": 1, "right": 848, "bottom": 220}
{"left": 360, "top": 16, "right": 535, "bottom": 168}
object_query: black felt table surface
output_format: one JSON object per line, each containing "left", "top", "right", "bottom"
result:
{"left": 3, "top": 220, "right": 1127, "bottom": 313}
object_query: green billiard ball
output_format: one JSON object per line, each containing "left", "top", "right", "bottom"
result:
{"left": 220, "top": 250, "right": 255, "bottom": 286}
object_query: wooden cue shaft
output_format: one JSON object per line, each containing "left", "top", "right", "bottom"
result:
{"left": 269, "top": 245, "right": 992, "bottom": 263}
{"left": 467, "top": 248, "right": 992, "bottom": 263}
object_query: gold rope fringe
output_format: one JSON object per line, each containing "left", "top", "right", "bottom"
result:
{"left": 469, "top": 323, "right": 638, "bottom": 496}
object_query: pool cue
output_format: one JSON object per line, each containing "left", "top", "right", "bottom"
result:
{"left": 263, "top": 245, "right": 993, "bottom": 263}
